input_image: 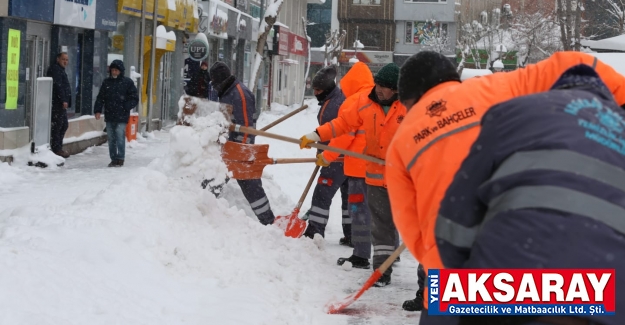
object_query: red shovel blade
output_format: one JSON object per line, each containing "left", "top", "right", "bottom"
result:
{"left": 324, "top": 270, "right": 383, "bottom": 314}
{"left": 274, "top": 208, "right": 307, "bottom": 238}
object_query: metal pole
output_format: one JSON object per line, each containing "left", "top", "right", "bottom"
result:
{"left": 139, "top": 0, "right": 147, "bottom": 119}
{"left": 147, "top": 0, "right": 159, "bottom": 132}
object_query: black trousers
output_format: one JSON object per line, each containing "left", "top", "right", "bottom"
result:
{"left": 50, "top": 110, "right": 68, "bottom": 152}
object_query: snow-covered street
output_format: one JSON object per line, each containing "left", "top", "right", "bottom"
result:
{"left": 0, "top": 99, "right": 421, "bottom": 325}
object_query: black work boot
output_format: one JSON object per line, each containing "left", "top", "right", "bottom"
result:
{"left": 337, "top": 255, "right": 370, "bottom": 269}
{"left": 116, "top": 159, "right": 124, "bottom": 167}
{"left": 339, "top": 236, "right": 354, "bottom": 247}
{"left": 108, "top": 160, "right": 117, "bottom": 167}
{"left": 402, "top": 288, "right": 424, "bottom": 311}
{"left": 373, "top": 273, "right": 391, "bottom": 287}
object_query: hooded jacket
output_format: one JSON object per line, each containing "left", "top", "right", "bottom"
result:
{"left": 94, "top": 60, "right": 139, "bottom": 123}
{"left": 322, "top": 62, "right": 374, "bottom": 178}
{"left": 46, "top": 61, "right": 72, "bottom": 112}
{"left": 436, "top": 65, "right": 625, "bottom": 325}
{"left": 385, "top": 52, "right": 625, "bottom": 306}
{"left": 316, "top": 84, "right": 346, "bottom": 147}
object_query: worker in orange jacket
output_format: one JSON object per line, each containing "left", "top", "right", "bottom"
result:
{"left": 386, "top": 51, "right": 625, "bottom": 318}
{"left": 301, "top": 63, "right": 406, "bottom": 287}
{"left": 316, "top": 61, "right": 374, "bottom": 268}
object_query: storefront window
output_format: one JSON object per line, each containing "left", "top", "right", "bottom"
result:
{"left": 93, "top": 31, "right": 110, "bottom": 109}
{"left": 108, "top": 21, "right": 126, "bottom": 67}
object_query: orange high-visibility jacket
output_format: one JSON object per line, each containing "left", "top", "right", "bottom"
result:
{"left": 317, "top": 89, "right": 407, "bottom": 187}
{"left": 387, "top": 52, "right": 625, "bottom": 280}
{"left": 322, "top": 62, "right": 374, "bottom": 178}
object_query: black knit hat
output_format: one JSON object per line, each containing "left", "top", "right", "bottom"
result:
{"left": 398, "top": 51, "right": 460, "bottom": 103}
{"left": 374, "top": 63, "right": 400, "bottom": 90}
{"left": 209, "top": 61, "right": 231, "bottom": 86}
{"left": 312, "top": 65, "right": 337, "bottom": 91}
{"left": 551, "top": 64, "right": 608, "bottom": 91}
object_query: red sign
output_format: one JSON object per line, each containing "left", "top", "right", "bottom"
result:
{"left": 288, "top": 33, "right": 308, "bottom": 57}
{"left": 276, "top": 26, "right": 289, "bottom": 56}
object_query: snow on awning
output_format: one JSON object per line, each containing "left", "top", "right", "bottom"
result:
{"left": 167, "top": 0, "right": 176, "bottom": 10}
{"left": 279, "top": 59, "right": 299, "bottom": 65}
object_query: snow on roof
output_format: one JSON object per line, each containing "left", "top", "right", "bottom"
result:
{"left": 460, "top": 68, "right": 493, "bottom": 81}
{"left": 581, "top": 35, "right": 625, "bottom": 52}
{"left": 588, "top": 53, "right": 625, "bottom": 77}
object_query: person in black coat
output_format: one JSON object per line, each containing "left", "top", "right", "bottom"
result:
{"left": 301, "top": 65, "right": 351, "bottom": 244}
{"left": 94, "top": 60, "right": 139, "bottom": 167}
{"left": 46, "top": 52, "right": 72, "bottom": 158}
{"left": 208, "top": 61, "right": 276, "bottom": 225}
{"left": 186, "top": 61, "right": 212, "bottom": 98}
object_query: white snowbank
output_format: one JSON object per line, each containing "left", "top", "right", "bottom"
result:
{"left": 461, "top": 68, "right": 493, "bottom": 81}
{"left": 0, "top": 143, "right": 65, "bottom": 169}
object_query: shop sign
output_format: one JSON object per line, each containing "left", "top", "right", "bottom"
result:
{"left": 96, "top": 0, "right": 118, "bottom": 31}
{"left": 9, "top": 0, "right": 54, "bottom": 22}
{"left": 274, "top": 25, "right": 289, "bottom": 56}
{"left": 207, "top": 2, "right": 228, "bottom": 40}
{"left": 54, "top": 0, "right": 97, "bottom": 29}
{"left": 6, "top": 29, "right": 20, "bottom": 110}
{"left": 288, "top": 33, "right": 308, "bottom": 57}
{"left": 188, "top": 39, "right": 209, "bottom": 61}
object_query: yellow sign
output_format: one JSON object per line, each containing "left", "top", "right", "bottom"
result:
{"left": 118, "top": 0, "right": 168, "bottom": 23}
{"left": 6, "top": 29, "right": 20, "bottom": 110}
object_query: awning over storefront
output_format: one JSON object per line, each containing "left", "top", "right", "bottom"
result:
{"left": 118, "top": 0, "right": 197, "bottom": 32}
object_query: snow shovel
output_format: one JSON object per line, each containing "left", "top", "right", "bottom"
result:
{"left": 228, "top": 124, "right": 386, "bottom": 165}
{"left": 221, "top": 141, "right": 341, "bottom": 179}
{"left": 324, "top": 243, "right": 407, "bottom": 314}
{"left": 274, "top": 165, "right": 321, "bottom": 238}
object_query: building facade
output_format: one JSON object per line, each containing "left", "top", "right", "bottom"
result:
{"left": 394, "top": 0, "right": 457, "bottom": 65}
{"left": 0, "top": 0, "right": 119, "bottom": 150}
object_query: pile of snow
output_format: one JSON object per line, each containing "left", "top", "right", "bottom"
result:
{"left": 0, "top": 143, "right": 65, "bottom": 168}
{"left": 153, "top": 97, "right": 231, "bottom": 189}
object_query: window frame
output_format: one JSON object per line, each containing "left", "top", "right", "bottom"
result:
{"left": 352, "top": 0, "right": 382, "bottom": 6}
{"left": 405, "top": 20, "right": 449, "bottom": 45}
{"left": 403, "top": 0, "right": 446, "bottom": 3}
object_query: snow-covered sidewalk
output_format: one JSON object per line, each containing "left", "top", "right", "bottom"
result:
{"left": 0, "top": 100, "right": 421, "bottom": 325}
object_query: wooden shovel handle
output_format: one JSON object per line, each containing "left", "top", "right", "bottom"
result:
{"left": 230, "top": 125, "right": 385, "bottom": 165}
{"left": 378, "top": 243, "right": 406, "bottom": 274}
{"left": 271, "top": 157, "right": 344, "bottom": 164}
{"left": 297, "top": 165, "right": 321, "bottom": 210}
{"left": 272, "top": 158, "right": 316, "bottom": 164}
{"left": 260, "top": 105, "right": 309, "bottom": 131}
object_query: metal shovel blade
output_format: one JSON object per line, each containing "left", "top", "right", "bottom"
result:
{"left": 274, "top": 208, "right": 307, "bottom": 238}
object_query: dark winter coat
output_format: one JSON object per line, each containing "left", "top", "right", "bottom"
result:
{"left": 186, "top": 69, "right": 211, "bottom": 98}
{"left": 436, "top": 65, "right": 625, "bottom": 325}
{"left": 218, "top": 76, "right": 257, "bottom": 144}
{"left": 94, "top": 60, "right": 139, "bottom": 123}
{"left": 316, "top": 85, "right": 346, "bottom": 146}
{"left": 46, "top": 62, "right": 72, "bottom": 112}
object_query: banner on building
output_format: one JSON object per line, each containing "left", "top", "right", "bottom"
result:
{"left": 54, "top": 0, "right": 98, "bottom": 29}
{"left": 117, "top": 0, "right": 167, "bottom": 23}
{"left": 6, "top": 29, "right": 21, "bottom": 110}
{"left": 205, "top": 1, "right": 228, "bottom": 40}
{"left": 289, "top": 33, "right": 308, "bottom": 57}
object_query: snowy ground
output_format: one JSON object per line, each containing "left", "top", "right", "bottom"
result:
{"left": 0, "top": 99, "right": 421, "bottom": 325}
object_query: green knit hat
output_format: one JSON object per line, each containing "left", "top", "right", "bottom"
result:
{"left": 374, "top": 63, "right": 400, "bottom": 90}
